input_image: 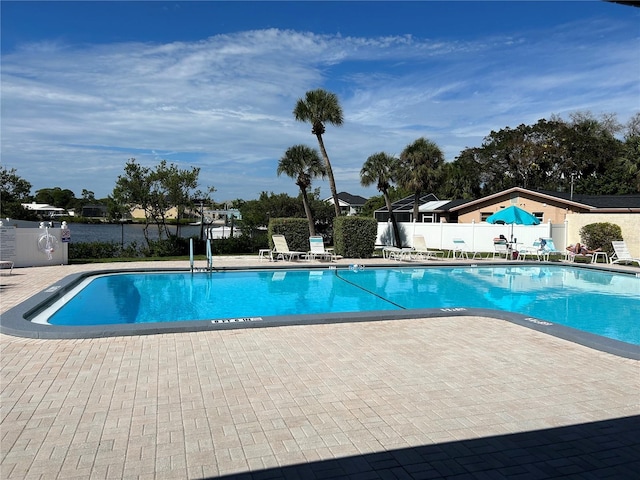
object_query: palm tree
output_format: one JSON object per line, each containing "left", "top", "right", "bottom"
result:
{"left": 361, "top": 152, "right": 402, "bottom": 247}
{"left": 277, "top": 144, "right": 327, "bottom": 236}
{"left": 396, "top": 137, "right": 444, "bottom": 222}
{"left": 293, "top": 89, "right": 344, "bottom": 217}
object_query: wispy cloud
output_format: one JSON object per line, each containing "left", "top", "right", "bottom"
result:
{"left": 1, "top": 15, "right": 638, "bottom": 201}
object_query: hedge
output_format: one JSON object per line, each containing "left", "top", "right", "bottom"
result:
{"left": 333, "top": 216, "right": 378, "bottom": 258}
{"left": 267, "top": 218, "right": 311, "bottom": 253}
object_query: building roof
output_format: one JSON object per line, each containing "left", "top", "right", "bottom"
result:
{"left": 536, "top": 190, "right": 640, "bottom": 209}
{"left": 325, "top": 192, "right": 368, "bottom": 206}
{"left": 374, "top": 187, "right": 640, "bottom": 215}
{"left": 374, "top": 193, "right": 440, "bottom": 213}
{"left": 437, "top": 198, "right": 472, "bottom": 210}
{"left": 21, "top": 203, "right": 65, "bottom": 212}
{"left": 418, "top": 200, "right": 450, "bottom": 212}
{"left": 448, "top": 187, "right": 640, "bottom": 213}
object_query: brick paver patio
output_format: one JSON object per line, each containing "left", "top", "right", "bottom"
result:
{"left": 1, "top": 259, "right": 639, "bottom": 479}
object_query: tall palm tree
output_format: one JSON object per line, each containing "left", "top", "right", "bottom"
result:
{"left": 277, "top": 144, "right": 327, "bottom": 236}
{"left": 396, "top": 137, "right": 444, "bottom": 222}
{"left": 293, "top": 89, "right": 344, "bottom": 217}
{"left": 361, "top": 152, "right": 402, "bottom": 247}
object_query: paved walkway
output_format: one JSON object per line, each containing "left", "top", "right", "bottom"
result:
{"left": 1, "top": 259, "right": 639, "bottom": 479}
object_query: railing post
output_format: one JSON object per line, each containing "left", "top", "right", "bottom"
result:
{"left": 189, "top": 238, "right": 194, "bottom": 272}
{"left": 206, "top": 239, "right": 213, "bottom": 270}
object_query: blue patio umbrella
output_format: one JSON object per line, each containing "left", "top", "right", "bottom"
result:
{"left": 486, "top": 205, "right": 540, "bottom": 241}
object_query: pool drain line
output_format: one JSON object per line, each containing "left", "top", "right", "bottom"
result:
{"left": 334, "top": 270, "right": 407, "bottom": 310}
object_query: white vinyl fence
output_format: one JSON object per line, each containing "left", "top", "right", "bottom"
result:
{"left": 376, "top": 220, "right": 568, "bottom": 254}
{"left": 0, "top": 225, "right": 69, "bottom": 268}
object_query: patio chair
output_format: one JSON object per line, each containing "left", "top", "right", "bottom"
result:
{"left": 307, "top": 236, "right": 338, "bottom": 261}
{"left": 610, "top": 241, "right": 640, "bottom": 266}
{"left": 492, "top": 239, "right": 510, "bottom": 260}
{"left": 539, "top": 238, "right": 563, "bottom": 261}
{"left": 450, "top": 238, "right": 481, "bottom": 260}
{"left": 517, "top": 239, "right": 544, "bottom": 261}
{"left": 271, "top": 235, "right": 305, "bottom": 261}
{"left": 565, "top": 243, "right": 593, "bottom": 263}
{"left": 411, "top": 235, "right": 443, "bottom": 260}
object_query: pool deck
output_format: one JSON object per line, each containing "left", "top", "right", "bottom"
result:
{"left": 1, "top": 257, "right": 639, "bottom": 479}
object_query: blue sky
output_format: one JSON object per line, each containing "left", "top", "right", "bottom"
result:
{"left": 2, "top": 1, "right": 639, "bottom": 203}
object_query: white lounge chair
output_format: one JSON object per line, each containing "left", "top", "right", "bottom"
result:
{"left": 565, "top": 245, "right": 594, "bottom": 263}
{"left": 539, "top": 238, "right": 563, "bottom": 261}
{"left": 307, "top": 236, "right": 337, "bottom": 261}
{"left": 450, "top": 238, "right": 481, "bottom": 260}
{"left": 412, "top": 235, "right": 443, "bottom": 260}
{"left": 382, "top": 246, "right": 413, "bottom": 261}
{"left": 271, "top": 235, "right": 305, "bottom": 261}
{"left": 610, "top": 241, "right": 640, "bottom": 266}
{"left": 518, "top": 239, "right": 544, "bottom": 261}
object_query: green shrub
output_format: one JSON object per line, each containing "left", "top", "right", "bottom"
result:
{"left": 121, "top": 241, "right": 141, "bottom": 258}
{"left": 141, "top": 235, "right": 189, "bottom": 257}
{"left": 579, "top": 222, "right": 622, "bottom": 256}
{"left": 267, "top": 218, "right": 311, "bottom": 252}
{"left": 69, "top": 241, "right": 124, "bottom": 259}
{"left": 69, "top": 232, "right": 270, "bottom": 260}
{"left": 333, "top": 216, "right": 378, "bottom": 258}
{"left": 209, "top": 232, "right": 267, "bottom": 255}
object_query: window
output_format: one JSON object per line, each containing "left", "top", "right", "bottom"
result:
{"left": 533, "top": 212, "right": 544, "bottom": 221}
{"left": 480, "top": 212, "right": 493, "bottom": 222}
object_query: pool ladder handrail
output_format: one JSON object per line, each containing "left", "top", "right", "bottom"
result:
{"left": 190, "top": 238, "right": 214, "bottom": 273}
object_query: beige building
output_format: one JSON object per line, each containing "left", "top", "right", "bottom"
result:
{"left": 450, "top": 187, "right": 640, "bottom": 224}
{"left": 129, "top": 206, "right": 179, "bottom": 220}
{"left": 450, "top": 187, "right": 640, "bottom": 258}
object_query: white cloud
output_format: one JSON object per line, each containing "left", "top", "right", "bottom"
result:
{"left": 2, "top": 19, "right": 638, "bottom": 202}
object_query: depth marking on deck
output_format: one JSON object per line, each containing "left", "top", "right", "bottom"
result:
{"left": 212, "top": 317, "right": 263, "bottom": 324}
{"left": 524, "top": 317, "right": 553, "bottom": 326}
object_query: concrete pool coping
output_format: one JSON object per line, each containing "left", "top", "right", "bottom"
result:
{"left": 1, "top": 260, "right": 639, "bottom": 360}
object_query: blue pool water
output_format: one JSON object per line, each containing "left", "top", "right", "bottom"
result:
{"left": 40, "top": 265, "right": 639, "bottom": 345}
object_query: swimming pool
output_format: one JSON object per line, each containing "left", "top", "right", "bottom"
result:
{"left": 10, "top": 264, "right": 638, "bottom": 357}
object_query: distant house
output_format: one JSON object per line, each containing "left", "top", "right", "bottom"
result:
{"left": 449, "top": 187, "right": 640, "bottom": 224}
{"left": 325, "top": 192, "right": 368, "bottom": 216}
{"left": 81, "top": 204, "right": 108, "bottom": 219}
{"left": 130, "top": 206, "right": 178, "bottom": 220}
{"left": 374, "top": 194, "right": 467, "bottom": 223}
{"left": 21, "top": 202, "right": 66, "bottom": 218}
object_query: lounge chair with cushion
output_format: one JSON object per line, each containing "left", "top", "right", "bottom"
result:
{"left": 271, "top": 235, "right": 305, "bottom": 261}
{"left": 565, "top": 244, "right": 593, "bottom": 263}
{"left": 539, "top": 238, "right": 563, "bottom": 261}
{"left": 412, "top": 235, "right": 443, "bottom": 260}
{"left": 307, "top": 236, "right": 339, "bottom": 261}
{"left": 610, "top": 241, "right": 640, "bottom": 266}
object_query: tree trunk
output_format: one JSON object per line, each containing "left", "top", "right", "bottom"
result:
{"left": 315, "top": 133, "right": 341, "bottom": 217}
{"left": 413, "top": 190, "right": 421, "bottom": 223}
{"left": 300, "top": 187, "right": 316, "bottom": 236}
{"left": 384, "top": 191, "right": 402, "bottom": 247}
